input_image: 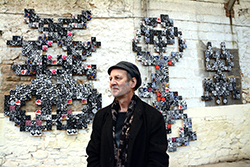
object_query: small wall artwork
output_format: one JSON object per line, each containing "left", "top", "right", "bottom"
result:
{"left": 201, "top": 42, "right": 241, "bottom": 104}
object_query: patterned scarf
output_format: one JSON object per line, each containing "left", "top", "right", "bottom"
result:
{"left": 111, "top": 95, "right": 137, "bottom": 167}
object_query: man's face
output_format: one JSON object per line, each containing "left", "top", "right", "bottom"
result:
{"left": 109, "top": 69, "right": 135, "bottom": 98}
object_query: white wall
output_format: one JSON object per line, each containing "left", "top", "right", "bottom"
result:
{"left": 0, "top": 0, "right": 250, "bottom": 166}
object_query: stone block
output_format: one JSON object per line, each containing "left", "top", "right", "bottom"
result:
{"left": 6, "top": 74, "right": 21, "bottom": 81}
{"left": 1, "top": 61, "right": 14, "bottom": 65}
{"left": 219, "top": 131, "right": 227, "bottom": 137}
{"left": 67, "top": 156, "right": 82, "bottom": 164}
{"left": 200, "top": 150, "right": 215, "bottom": 159}
{"left": 32, "top": 150, "right": 48, "bottom": 160}
{"left": 19, "top": 159, "right": 41, "bottom": 167}
{"left": 239, "top": 138, "right": 248, "bottom": 145}
{"left": 230, "top": 149, "right": 240, "bottom": 156}
{"left": 19, "top": 154, "right": 31, "bottom": 160}
{"left": 216, "top": 148, "right": 230, "bottom": 157}
{"left": 41, "top": 159, "right": 55, "bottom": 166}
{"left": 55, "top": 159, "right": 69, "bottom": 165}
{"left": 2, "top": 160, "right": 18, "bottom": 167}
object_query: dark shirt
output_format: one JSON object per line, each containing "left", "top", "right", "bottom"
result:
{"left": 115, "top": 112, "right": 126, "bottom": 147}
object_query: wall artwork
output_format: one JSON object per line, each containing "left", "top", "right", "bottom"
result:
{"left": 4, "top": 9, "right": 102, "bottom": 136}
{"left": 132, "top": 15, "right": 197, "bottom": 151}
{"left": 5, "top": 9, "right": 196, "bottom": 152}
{"left": 201, "top": 42, "right": 241, "bottom": 104}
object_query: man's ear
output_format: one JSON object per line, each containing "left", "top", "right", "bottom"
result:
{"left": 131, "top": 77, "right": 137, "bottom": 89}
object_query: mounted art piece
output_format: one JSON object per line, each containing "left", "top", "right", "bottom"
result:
{"left": 132, "top": 15, "right": 197, "bottom": 152}
{"left": 4, "top": 9, "right": 101, "bottom": 136}
{"left": 201, "top": 42, "right": 241, "bottom": 104}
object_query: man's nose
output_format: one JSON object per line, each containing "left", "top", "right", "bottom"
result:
{"left": 110, "top": 79, "right": 117, "bottom": 86}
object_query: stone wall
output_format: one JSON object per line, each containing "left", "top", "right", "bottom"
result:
{"left": 0, "top": 104, "right": 249, "bottom": 166}
{"left": 0, "top": 0, "right": 250, "bottom": 166}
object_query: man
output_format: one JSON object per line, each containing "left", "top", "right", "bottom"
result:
{"left": 86, "top": 61, "right": 169, "bottom": 167}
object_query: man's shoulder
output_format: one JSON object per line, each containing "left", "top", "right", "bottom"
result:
{"left": 135, "top": 98, "right": 165, "bottom": 127}
{"left": 92, "top": 104, "right": 112, "bottom": 124}
{"left": 96, "top": 104, "right": 111, "bottom": 115}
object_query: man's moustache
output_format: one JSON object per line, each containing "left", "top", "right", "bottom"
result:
{"left": 112, "top": 86, "right": 119, "bottom": 90}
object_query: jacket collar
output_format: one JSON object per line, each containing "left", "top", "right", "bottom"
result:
{"left": 106, "top": 95, "right": 144, "bottom": 163}
{"left": 127, "top": 96, "right": 144, "bottom": 165}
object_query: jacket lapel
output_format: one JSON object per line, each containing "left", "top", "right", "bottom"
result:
{"left": 104, "top": 106, "right": 115, "bottom": 156}
{"left": 128, "top": 98, "right": 143, "bottom": 155}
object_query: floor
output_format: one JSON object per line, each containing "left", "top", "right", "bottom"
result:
{"left": 194, "top": 160, "right": 250, "bottom": 167}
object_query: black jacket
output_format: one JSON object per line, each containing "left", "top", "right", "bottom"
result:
{"left": 86, "top": 96, "right": 169, "bottom": 167}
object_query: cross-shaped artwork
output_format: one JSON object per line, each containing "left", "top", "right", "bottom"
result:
{"left": 5, "top": 9, "right": 101, "bottom": 136}
{"left": 132, "top": 14, "right": 197, "bottom": 151}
